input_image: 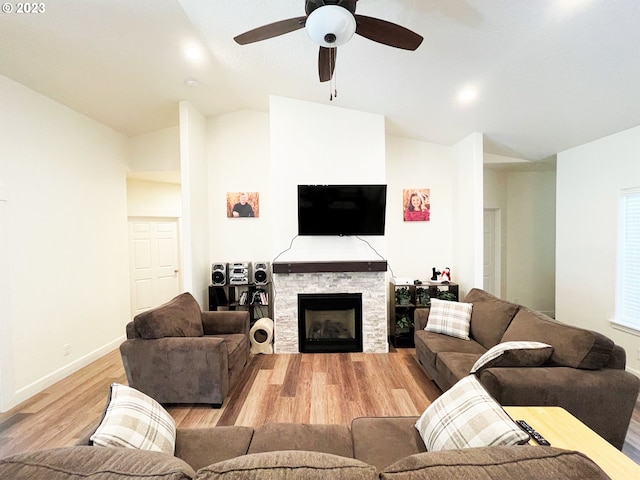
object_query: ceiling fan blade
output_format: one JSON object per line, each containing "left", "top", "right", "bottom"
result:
{"left": 234, "top": 16, "right": 307, "bottom": 45}
{"left": 318, "top": 46, "right": 337, "bottom": 82}
{"left": 354, "top": 15, "right": 423, "bottom": 50}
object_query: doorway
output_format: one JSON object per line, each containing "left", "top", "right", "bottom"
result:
{"left": 128, "top": 217, "right": 181, "bottom": 316}
{"left": 483, "top": 208, "right": 501, "bottom": 296}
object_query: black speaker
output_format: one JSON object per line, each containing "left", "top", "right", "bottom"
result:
{"left": 253, "top": 261, "right": 270, "bottom": 285}
{"left": 211, "top": 263, "right": 227, "bottom": 286}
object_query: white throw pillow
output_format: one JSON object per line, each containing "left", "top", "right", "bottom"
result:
{"left": 415, "top": 375, "right": 530, "bottom": 451}
{"left": 425, "top": 298, "right": 473, "bottom": 340}
{"left": 470, "top": 341, "right": 553, "bottom": 374}
{"left": 90, "top": 383, "right": 176, "bottom": 454}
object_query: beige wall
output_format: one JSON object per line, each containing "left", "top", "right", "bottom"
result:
{"left": 0, "top": 74, "right": 131, "bottom": 411}
{"left": 557, "top": 125, "right": 640, "bottom": 375}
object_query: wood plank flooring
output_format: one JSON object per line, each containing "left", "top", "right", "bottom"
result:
{"left": 0, "top": 348, "right": 639, "bottom": 468}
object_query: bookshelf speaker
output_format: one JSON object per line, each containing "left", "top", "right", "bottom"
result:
{"left": 211, "top": 263, "right": 227, "bottom": 286}
{"left": 253, "top": 262, "right": 270, "bottom": 285}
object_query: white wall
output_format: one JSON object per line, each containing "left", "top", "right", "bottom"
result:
{"left": 269, "top": 96, "right": 387, "bottom": 262}
{"left": 385, "top": 136, "right": 455, "bottom": 280}
{"left": 452, "top": 133, "right": 485, "bottom": 296}
{"left": 207, "top": 110, "right": 272, "bottom": 263}
{"left": 127, "top": 179, "right": 181, "bottom": 217}
{"left": 202, "top": 98, "right": 483, "bottom": 295}
{"left": 179, "top": 101, "right": 210, "bottom": 307}
{"left": 484, "top": 166, "right": 556, "bottom": 313}
{"left": 556, "top": 125, "right": 640, "bottom": 375}
{"left": 0, "top": 74, "right": 131, "bottom": 411}
{"left": 506, "top": 170, "right": 556, "bottom": 314}
{"left": 130, "top": 126, "right": 180, "bottom": 172}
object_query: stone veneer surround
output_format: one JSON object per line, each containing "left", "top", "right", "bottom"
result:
{"left": 273, "top": 262, "right": 388, "bottom": 353}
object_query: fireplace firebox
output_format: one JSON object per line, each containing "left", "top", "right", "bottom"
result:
{"left": 298, "top": 293, "right": 363, "bottom": 353}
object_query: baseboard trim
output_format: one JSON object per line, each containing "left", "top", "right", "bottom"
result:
{"left": 5, "top": 336, "right": 125, "bottom": 412}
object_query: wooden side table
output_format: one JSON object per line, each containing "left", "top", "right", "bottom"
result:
{"left": 504, "top": 406, "right": 640, "bottom": 480}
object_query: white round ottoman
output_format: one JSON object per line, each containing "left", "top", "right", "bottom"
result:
{"left": 250, "top": 317, "right": 274, "bottom": 354}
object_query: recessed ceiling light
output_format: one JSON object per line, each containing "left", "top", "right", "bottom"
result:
{"left": 184, "top": 78, "right": 198, "bottom": 87}
{"left": 457, "top": 87, "right": 478, "bottom": 104}
{"left": 184, "top": 44, "right": 203, "bottom": 62}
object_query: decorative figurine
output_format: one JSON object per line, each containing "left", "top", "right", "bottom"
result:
{"left": 441, "top": 267, "right": 451, "bottom": 283}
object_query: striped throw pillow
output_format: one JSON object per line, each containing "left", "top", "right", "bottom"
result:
{"left": 90, "top": 383, "right": 176, "bottom": 454}
{"left": 425, "top": 298, "right": 473, "bottom": 340}
{"left": 415, "top": 375, "right": 529, "bottom": 451}
{"left": 470, "top": 341, "right": 553, "bottom": 374}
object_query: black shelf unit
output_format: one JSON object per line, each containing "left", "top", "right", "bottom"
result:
{"left": 389, "top": 281, "right": 459, "bottom": 348}
{"left": 208, "top": 283, "right": 270, "bottom": 325}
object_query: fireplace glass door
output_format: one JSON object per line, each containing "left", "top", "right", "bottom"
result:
{"left": 298, "top": 293, "right": 363, "bottom": 353}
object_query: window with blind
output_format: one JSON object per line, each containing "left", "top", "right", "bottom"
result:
{"left": 615, "top": 187, "right": 640, "bottom": 330}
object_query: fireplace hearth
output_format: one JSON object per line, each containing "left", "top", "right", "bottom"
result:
{"left": 298, "top": 293, "right": 363, "bottom": 353}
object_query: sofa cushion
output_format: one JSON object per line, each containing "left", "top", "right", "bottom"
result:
{"left": 0, "top": 446, "right": 196, "bottom": 480}
{"left": 351, "top": 416, "right": 425, "bottom": 471}
{"left": 415, "top": 331, "right": 486, "bottom": 372}
{"left": 134, "top": 292, "right": 204, "bottom": 339}
{"left": 425, "top": 299, "right": 473, "bottom": 340}
{"left": 90, "top": 383, "right": 176, "bottom": 454}
{"left": 197, "top": 451, "right": 378, "bottom": 480}
{"left": 248, "top": 423, "right": 353, "bottom": 458}
{"left": 435, "top": 352, "right": 481, "bottom": 391}
{"left": 379, "top": 446, "right": 611, "bottom": 480}
{"left": 175, "top": 427, "right": 254, "bottom": 471}
{"left": 501, "top": 307, "right": 614, "bottom": 369}
{"left": 415, "top": 375, "right": 529, "bottom": 451}
{"left": 464, "top": 288, "right": 520, "bottom": 349}
{"left": 470, "top": 341, "right": 553, "bottom": 374}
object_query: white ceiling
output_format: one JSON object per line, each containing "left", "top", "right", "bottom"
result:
{"left": 1, "top": 0, "right": 639, "bottom": 161}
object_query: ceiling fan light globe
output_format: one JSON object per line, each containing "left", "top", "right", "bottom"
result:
{"left": 306, "top": 5, "right": 356, "bottom": 47}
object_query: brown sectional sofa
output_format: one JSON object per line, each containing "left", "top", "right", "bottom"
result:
{"left": 414, "top": 288, "right": 640, "bottom": 450}
{"left": 0, "top": 420, "right": 612, "bottom": 479}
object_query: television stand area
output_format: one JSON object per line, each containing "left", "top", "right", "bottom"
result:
{"left": 503, "top": 406, "right": 640, "bottom": 479}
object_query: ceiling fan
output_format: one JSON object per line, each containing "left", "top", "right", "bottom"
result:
{"left": 234, "top": 0, "right": 423, "bottom": 82}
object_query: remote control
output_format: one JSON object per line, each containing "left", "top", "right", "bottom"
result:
{"left": 515, "top": 420, "right": 551, "bottom": 446}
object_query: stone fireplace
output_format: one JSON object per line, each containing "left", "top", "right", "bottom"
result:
{"left": 272, "top": 261, "right": 388, "bottom": 353}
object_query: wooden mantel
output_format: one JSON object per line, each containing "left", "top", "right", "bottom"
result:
{"left": 272, "top": 260, "right": 387, "bottom": 274}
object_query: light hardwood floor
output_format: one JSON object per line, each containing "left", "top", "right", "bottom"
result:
{"left": 0, "top": 348, "right": 638, "bottom": 467}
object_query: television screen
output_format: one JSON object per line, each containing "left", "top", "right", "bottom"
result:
{"left": 297, "top": 184, "right": 387, "bottom": 236}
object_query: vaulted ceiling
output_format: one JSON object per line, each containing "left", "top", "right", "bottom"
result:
{"left": 1, "top": 0, "right": 639, "bottom": 161}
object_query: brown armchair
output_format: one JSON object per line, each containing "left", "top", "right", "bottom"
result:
{"left": 119, "top": 292, "right": 250, "bottom": 407}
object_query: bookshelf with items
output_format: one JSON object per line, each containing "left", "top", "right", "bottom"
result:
{"left": 389, "top": 279, "right": 459, "bottom": 348}
{"left": 208, "top": 283, "right": 271, "bottom": 326}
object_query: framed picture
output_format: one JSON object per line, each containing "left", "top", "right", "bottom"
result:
{"left": 227, "top": 192, "right": 259, "bottom": 218}
{"left": 403, "top": 189, "right": 430, "bottom": 222}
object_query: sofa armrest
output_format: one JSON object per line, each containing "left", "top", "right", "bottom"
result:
{"left": 414, "top": 308, "right": 430, "bottom": 330}
{"left": 120, "top": 336, "right": 230, "bottom": 405}
{"left": 478, "top": 366, "right": 640, "bottom": 450}
{"left": 201, "top": 311, "right": 250, "bottom": 336}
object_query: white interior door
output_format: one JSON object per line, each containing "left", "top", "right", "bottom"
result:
{"left": 129, "top": 218, "right": 181, "bottom": 316}
{"left": 483, "top": 209, "right": 501, "bottom": 296}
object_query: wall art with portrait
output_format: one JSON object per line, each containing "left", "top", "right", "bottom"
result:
{"left": 403, "top": 189, "right": 430, "bottom": 222}
{"left": 227, "top": 191, "right": 259, "bottom": 218}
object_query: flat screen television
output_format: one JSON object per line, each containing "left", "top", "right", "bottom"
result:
{"left": 297, "top": 184, "right": 387, "bottom": 236}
